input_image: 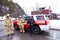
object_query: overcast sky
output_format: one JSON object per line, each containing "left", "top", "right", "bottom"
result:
{"left": 13, "top": 0, "right": 60, "bottom": 15}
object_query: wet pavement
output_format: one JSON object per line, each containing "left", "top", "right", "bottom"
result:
{"left": 0, "top": 21, "right": 60, "bottom": 40}
{"left": 0, "top": 30, "right": 60, "bottom": 40}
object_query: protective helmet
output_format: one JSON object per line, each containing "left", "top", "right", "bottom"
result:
{"left": 19, "top": 16, "right": 22, "bottom": 18}
{"left": 6, "top": 14, "right": 10, "bottom": 16}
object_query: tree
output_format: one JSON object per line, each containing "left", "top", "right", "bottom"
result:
{"left": 0, "top": 0, "right": 2, "bottom": 5}
{"left": 6, "top": 0, "right": 15, "bottom": 13}
{"left": 0, "top": 0, "right": 15, "bottom": 13}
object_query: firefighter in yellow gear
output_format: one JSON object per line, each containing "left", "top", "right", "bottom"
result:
{"left": 17, "top": 16, "right": 25, "bottom": 33}
{"left": 4, "top": 14, "right": 14, "bottom": 35}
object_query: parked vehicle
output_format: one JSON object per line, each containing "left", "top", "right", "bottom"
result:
{"left": 13, "top": 15, "right": 50, "bottom": 34}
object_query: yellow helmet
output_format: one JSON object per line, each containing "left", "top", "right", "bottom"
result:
{"left": 18, "top": 16, "right": 21, "bottom": 18}
{"left": 6, "top": 14, "right": 10, "bottom": 16}
{"left": 19, "top": 16, "right": 22, "bottom": 17}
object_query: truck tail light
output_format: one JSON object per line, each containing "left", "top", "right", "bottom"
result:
{"left": 45, "top": 20, "right": 50, "bottom": 25}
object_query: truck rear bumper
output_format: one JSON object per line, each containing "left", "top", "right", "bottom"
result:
{"left": 39, "top": 25, "right": 49, "bottom": 31}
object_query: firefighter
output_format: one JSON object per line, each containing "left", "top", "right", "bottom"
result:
{"left": 17, "top": 16, "right": 25, "bottom": 33}
{"left": 4, "top": 14, "right": 14, "bottom": 35}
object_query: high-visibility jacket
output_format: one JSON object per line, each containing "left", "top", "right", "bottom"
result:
{"left": 17, "top": 19, "right": 24, "bottom": 27}
{"left": 17, "top": 18, "right": 25, "bottom": 33}
{"left": 4, "top": 18, "right": 14, "bottom": 35}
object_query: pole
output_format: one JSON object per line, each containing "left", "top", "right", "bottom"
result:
{"left": 49, "top": 6, "right": 51, "bottom": 19}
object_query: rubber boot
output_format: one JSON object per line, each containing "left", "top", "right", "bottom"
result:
{"left": 22, "top": 29, "right": 25, "bottom": 33}
{"left": 20, "top": 30, "right": 22, "bottom": 33}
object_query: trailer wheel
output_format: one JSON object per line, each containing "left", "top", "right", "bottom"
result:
{"left": 31, "top": 26, "right": 41, "bottom": 34}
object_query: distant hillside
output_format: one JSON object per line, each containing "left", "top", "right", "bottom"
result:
{"left": 11, "top": 3, "right": 26, "bottom": 18}
{"left": 0, "top": 0, "right": 25, "bottom": 17}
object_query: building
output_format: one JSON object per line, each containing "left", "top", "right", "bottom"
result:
{"left": 31, "top": 7, "right": 58, "bottom": 19}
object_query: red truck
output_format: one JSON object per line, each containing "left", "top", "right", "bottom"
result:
{"left": 13, "top": 15, "right": 50, "bottom": 34}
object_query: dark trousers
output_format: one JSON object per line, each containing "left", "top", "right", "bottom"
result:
{"left": 29, "top": 24, "right": 33, "bottom": 34}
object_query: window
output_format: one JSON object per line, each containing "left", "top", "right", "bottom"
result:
{"left": 36, "top": 16, "right": 44, "bottom": 20}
